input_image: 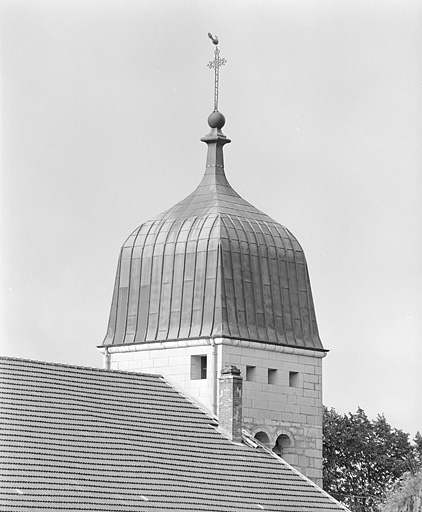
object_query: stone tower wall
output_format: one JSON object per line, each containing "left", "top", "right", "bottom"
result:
{"left": 107, "top": 343, "right": 217, "bottom": 416}
{"left": 106, "top": 338, "right": 324, "bottom": 487}
{"left": 220, "top": 343, "right": 323, "bottom": 486}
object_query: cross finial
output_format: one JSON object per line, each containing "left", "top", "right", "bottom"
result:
{"left": 207, "top": 33, "right": 226, "bottom": 112}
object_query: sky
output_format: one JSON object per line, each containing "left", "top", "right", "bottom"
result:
{"left": 1, "top": 0, "right": 421, "bottom": 437}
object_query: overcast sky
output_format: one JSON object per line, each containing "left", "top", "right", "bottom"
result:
{"left": 1, "top": 0, "right": 421, "bottom": 437}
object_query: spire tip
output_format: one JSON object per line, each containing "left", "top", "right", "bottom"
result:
{"left": 207, "top": 34, "right": 226, "bottom": 112}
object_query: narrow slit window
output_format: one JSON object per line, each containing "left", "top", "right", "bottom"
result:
{"left": 191, "top": 355, "right": 207, "bottom": 380}
{"left": 246, "top": 366, "right": 256, "bottom": 382}
{"left": 268, "top": 368, "right": 278, "bottom": 385}
{"left": 289, "top": 371, "right": 299, "bottom": 387}
{"left": 200, "top": 356, "right": 207, "bottom": 379}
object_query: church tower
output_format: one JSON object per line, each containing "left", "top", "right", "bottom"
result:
{"left": 100, "top": 37, "right": 327, "bottom": 487}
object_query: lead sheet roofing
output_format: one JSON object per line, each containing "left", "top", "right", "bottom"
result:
{"left": 104, "top": 144, "right": 324, "bottom": 352}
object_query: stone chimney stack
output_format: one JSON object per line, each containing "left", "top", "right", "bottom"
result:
{"left": 218, "top": 365, "right": 243, "bottom": 443}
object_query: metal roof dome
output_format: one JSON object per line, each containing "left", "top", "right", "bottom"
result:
{"left": 103, "top": 115, "right": 324, "bottom": 352}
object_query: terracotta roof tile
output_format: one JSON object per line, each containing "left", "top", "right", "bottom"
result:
{"left": 0, "top": 356, "right": 347, "bottom": 511}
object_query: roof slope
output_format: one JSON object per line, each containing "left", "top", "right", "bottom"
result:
{"left": 104, "top": 127, "right": 323, "bottom": 351}
{"left": 0, "top": 356, "right": 346, "bottom": 512}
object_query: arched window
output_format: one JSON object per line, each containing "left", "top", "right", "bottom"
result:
{"left": 254, "top": 431, "right": 271, "bottom": 448}
{"left": 272, "top": 434, "right": 292, "bottom": 456}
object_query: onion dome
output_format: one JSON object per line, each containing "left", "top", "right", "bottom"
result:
{"left": 103, "top": 112, "right": 324, "bottom": 351}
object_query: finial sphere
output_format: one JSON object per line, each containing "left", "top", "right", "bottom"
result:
{"left": 208, "top": 111, "right": 225, "bottom": 129}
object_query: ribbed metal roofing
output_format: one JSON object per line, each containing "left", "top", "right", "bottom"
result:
{"left": 104, "top": 118, "right": 324, "bottom": 351}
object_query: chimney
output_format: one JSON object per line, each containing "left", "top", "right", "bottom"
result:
{"left": 218, "top": 365, "right": 243, "bottom": 443}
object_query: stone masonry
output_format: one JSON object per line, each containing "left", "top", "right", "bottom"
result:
{"left": 105, "top": 337, "right": 325, "bottom": 487}
{"left": 218, "top": 365, "right": 243, "bottom": 443}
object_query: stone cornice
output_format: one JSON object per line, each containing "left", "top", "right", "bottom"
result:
{"left": 99, "top": 338, "right": 327, "bottom": 358}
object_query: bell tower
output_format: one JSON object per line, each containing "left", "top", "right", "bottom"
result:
{"left": 99, "top": 36, "right": 327, "bottom": 487}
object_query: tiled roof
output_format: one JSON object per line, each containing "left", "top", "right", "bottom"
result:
{"left": 103, "top": 129, "right": 323, "bottom": 351}
{"left": 0, "top": 357, "right": 347, "bottom": 512}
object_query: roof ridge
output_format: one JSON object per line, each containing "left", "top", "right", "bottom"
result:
{"left": 0, "top": 355, "right": 164, "bottom": 379}
{"left": 159, "top": 373, "right": 218, "bottom": 422}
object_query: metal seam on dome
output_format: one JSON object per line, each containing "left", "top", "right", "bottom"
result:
{"left": 191, "top": 216, "right": 209, "bottom": 338}
{"left": 167, "top": 216, "right": 191, "bottom": 340}
{"left": 139, "top": 219, "right": 162, "bottom": 342}
{"left": 253, "top": 220, "right": 278, "bottom": 342}
{"left": 143, "top": 218, "right": 170, "bottom": 342}
{"left": 242, "top": 216, "right": 273, "bottom": 343}
{"left": 130, "top": 225, "right": 147, "bottom": 344}
{"left": 185, "top": 216, "right": 202, "bottom": 339}
{"left": 304, "top": 264, "right": 316, "bottom": 341}
{"left": 114, "top": 247, "right": 129, "bottom": 345}
{"left": 231, "top": 215, "right": 261, "bottom": 341}
{"left": 166, "top": 217, "right": 188, "bottom": 340}
{"left": 228, "top": 214, "right": 251, "bottom": 339}
{"left": 295, "top": 242, "right": 314, "bottom": 345}
{"left": 122, "top": 229, "right": 138, "bottom": 344}
{"left": 134, "top": 221, "right": 157, "bottom": 344}
{"left": 155, "top": 217, "right": 180, "bottom": 341}
{"left": 284, "top": 228, "right": 307, "bottom": 347}
{"left": 219, "top": 215, "right": 240, "bottom": 338}
{"left": 197, "top": 218, "right": 212, "bottom": 338}
{"left": 182, "top": 216, "right": 202, "bottom": 339}
{"left": 168, "top": 218, "right": 186, "bottom": 339}
{"left": 126, "top": 223, "right": 154, "bottom": 344}
{"left": 210, "top": 218, "right": 222, "bottom": 336}
{"left": 263, "top": 221, "right": 287, "bottom": 344}
{"left": 169, "top": 216, "right": 193, "bottom": 339}
{"left": 218, "top": 226, "right": 230, "bottom": 337}
{"left": 248, "top": 218, "right": 269, "bottom": 341}
{"left": 225, "top": 215, "right": 251, "bottom": 340}
{"left": 202, "top": 215, "right": 220, "bottom": 337}
{"left": 271, "top": 223, "right": 296, "bottom": 346}
{"left": 191, "top": 213, "right": 215, "bottom": 338}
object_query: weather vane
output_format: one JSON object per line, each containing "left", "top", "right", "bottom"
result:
{"left": 207, "top": 33, "right": 226, "bottom": 112}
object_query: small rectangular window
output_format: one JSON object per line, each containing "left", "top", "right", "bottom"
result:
{"left": 200, "top": 356, "right": 207, "bottom": 379}
{"left": 289, "top": 371, "right": 299, "bottom": 387}
{"left": 268, "top": 368, "right": 278, "bottom": 385}
{"left": 191, "top": 355, "right": 207, "bottom": 380}
{"left": 246, "top": 366, "right": 256, "bottom": 382}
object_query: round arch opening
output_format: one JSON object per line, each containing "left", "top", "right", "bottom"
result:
{"left": 272, "top": 434, "right": 292, "bottom": 456}
{"left": 254, "top": 431, "right": 271, "bottom": 448}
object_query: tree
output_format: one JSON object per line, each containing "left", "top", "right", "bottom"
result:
{"left": 323, "top": 407, "right": 418, "bottom": 512}
{"left": 414, "top": 432, "right": 422, "bottom": 468}
{"left": 381, "top": 470, "right": 422, "bottom": 512}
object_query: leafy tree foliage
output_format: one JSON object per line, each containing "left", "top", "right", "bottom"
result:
{"left": 323, "top": 407, "right": 419, "bottom": 512}
{"left": 381, "top": 470, "right": 422, "bottom": 512}
{"left": 414, "top": 432, "right": 422, "bottom": 467}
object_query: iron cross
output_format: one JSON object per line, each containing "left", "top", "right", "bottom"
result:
{"left": 207, "top": 33, "right": 226, "bottom": 112}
